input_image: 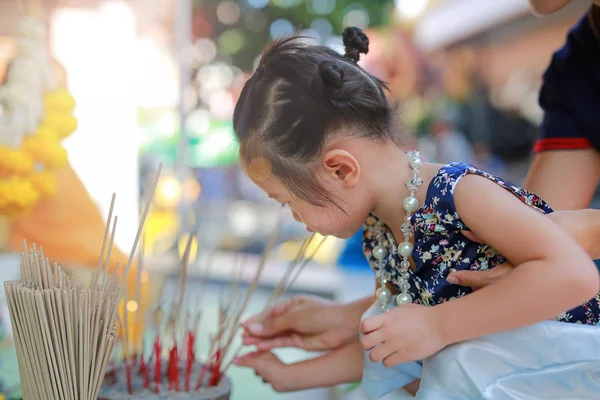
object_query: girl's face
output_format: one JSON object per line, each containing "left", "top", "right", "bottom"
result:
{"left": 241, "top": 152, "right": 374, "bottom": 239}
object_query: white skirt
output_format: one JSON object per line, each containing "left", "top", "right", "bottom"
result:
{"left": 360, "top": 302, "right": 600, "bottom": 400}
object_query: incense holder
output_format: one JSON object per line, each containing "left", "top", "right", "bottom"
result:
{"left": 99, "top": 361, "right": 231, "bottom": 400}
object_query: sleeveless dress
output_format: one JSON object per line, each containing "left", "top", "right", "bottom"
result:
{"left": 360, "top": 163, "right": 600, "bottom": 399}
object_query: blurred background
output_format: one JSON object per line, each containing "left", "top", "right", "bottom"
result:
{"left": 0, "top": 0, "right": 595, "bottom": 399}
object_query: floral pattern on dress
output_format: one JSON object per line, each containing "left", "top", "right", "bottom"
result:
{"left": 362, "top": 162, "right": 600, "bottom": 326}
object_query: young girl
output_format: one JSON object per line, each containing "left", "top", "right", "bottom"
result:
{"left": 233, "top": 27, "right": 600, "bottom": 398}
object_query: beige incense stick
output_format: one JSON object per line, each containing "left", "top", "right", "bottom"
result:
{"left": 89, "top": 193, "right": 117, "bottom": 291}
{"left": 78, "top": 291, "right": 84, "bottom": 400}
{"left": 123, "top": 298, "right": 130, "bottom": 361}
{"left": 282, "top": 235, "right": 328, "bottom": 298}
{"left": 267, "top": 233, "right": 315, "bottom": 309}
{"left": 134, "top": 234, "right": 144, "bottom": 354}
{"left": 218, "top": 212, "right": 284, "bottom": 366}
{"left": 173, "top": 229, "right": 196, "bottom": 327}
{"left": 87, "top": 215, "right": 118, "bottom": 396}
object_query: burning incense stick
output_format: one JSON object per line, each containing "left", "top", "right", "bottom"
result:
{"left": 97, "top": 204, "right": 323, "bottom": 395}
{"left": 218, "top": 234, "right": 328, "bottom": 377}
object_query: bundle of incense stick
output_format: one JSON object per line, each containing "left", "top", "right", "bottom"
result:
{"left": 122, "top": 213, "right": 288, "bottom": 392}
{"left": 4, "top": 165, "right": 162, "bottom": 400}
{"left": 103, "top": 227, "right": 237, "bottom": 395}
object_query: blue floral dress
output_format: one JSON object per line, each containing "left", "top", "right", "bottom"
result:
{"left": 363, "top": 162, "right": 600, "bottom": 325}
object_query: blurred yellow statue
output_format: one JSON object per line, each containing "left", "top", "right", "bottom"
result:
{"left": 0, "top": 18, "right": 146, "bottom": 348}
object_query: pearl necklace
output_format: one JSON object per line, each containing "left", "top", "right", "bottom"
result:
{"left": 373, "top": 150, "right": 423, "bottom": 310}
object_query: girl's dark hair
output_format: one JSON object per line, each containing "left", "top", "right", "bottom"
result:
{"left": 234, "top": 27, "right": 396, "bottom": 208}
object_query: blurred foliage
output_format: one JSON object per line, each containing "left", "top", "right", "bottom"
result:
{"left": 193, "top": 0, "right": 395, "bottom": 71}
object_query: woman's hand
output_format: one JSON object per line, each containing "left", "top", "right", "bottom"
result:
{"left": 242, "top": 295, "right": 371, "bottom": 352}
{"left": 447, "top": 263, "right": 515, "bottom": 290}
{"left": 234, "top": 351, "right": 294, "bottom": 392}
{"left": 448, "top": 209, "right": 600, "bottom": 289}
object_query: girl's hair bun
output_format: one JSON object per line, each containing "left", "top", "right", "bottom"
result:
{"left": 342, "top": 26, "right": 369, "bottom": 63}
{"left": 318, "top": 60, "right": 344, "bottom": 89}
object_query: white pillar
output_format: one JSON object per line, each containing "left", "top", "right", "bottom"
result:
{"left": 50, "top": 1, "right": 140, "bottom": 252}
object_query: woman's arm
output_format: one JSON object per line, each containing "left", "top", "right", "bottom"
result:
{"left": 435, "top": 174, "right": 600, "bottom": 345}
{"left": 528, "top": 0, "right": 573, "bottom": 16}
{"left": 234, "top": 341, "right": 364, "bottom": 392}
{"left": 544, "top": 209, "right": 600, "bottom": 258}
{"left": 524, "top": 149, "right": 600, "bottom": 210}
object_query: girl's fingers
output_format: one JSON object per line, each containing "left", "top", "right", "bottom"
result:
{"left": 368, "top": 341, "right": 393, "bottom": 363}
{"left": 242, "top": 336, "right": 261, "bottom": 345}
{"left": 360, "top": 315, "right": 384, "bottom": 334}
{"left": 360, "top": 330, "right": 383, "bottom": 351}
{"left": 242, "top": 296, "right": 304, "bottom": 332}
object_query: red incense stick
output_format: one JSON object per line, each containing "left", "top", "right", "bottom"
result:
{"left": 125, "top": 360, "right": 133, "bottom": 395}
{"left": 168, "top": 344, "right": 178, "bottom": 391}
{"left": 140, "top": 354, "right": 150, "bottom": 389}
{"left": 208, "top": 349, "right": 223, "bottom": 387}
{"left": 154, "top": 336, "right": 162, "bottom": 393}
{"left": 195, "top": 352, "right": 215, "bottom": 390}
{"left": 185, "top": 331, "right": 195, "bottom": 391}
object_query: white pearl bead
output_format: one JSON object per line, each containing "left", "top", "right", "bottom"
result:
{"left": 409, "top": 156, "right": 422, "bottom": 170}
{"left": 396, "top": 292, "right": 413, "bottom": 305}
{"left": 376, "top": 287, "right": 392, "bottom": 305}
{"left": 403, "top": 196, "right": 419, "bottom": 213}
{"left": 398, "top": 242, "right": 414, "bottom": 257}
{"left": 373, "top": 246, "right": 388, "bottom": 260}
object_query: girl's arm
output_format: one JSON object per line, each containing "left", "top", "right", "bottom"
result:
{"left": 436, "top": 174, "right": 600, "bottom": 345}
{"left": 361, "top": 177, "right": 599, "bottom": 365}
{"left": 234, "top": 341, "right": 363, "bottom": 392}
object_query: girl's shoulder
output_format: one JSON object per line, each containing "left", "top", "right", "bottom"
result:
{"left": 422, "top": 162, "right": 552, "bottom": 229}
{"left": 426, "top": 162, "right": 479, "bottom": 199}
{"left": 428, "top": 162, "right": 542, "bottom": 202}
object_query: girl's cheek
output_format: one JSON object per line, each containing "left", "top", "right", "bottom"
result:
{"left": 290, "top": 208, "right": 303, "bottom": 223}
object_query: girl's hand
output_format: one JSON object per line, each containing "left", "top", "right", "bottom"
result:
{"left": 233, "top": 351, "right": 293, "bottom": 392}
{"left": 242, "top": 295, "right": 367, "bottom": 351}
{"left": 360, "top": 304, "right": 446, "bottom": 366}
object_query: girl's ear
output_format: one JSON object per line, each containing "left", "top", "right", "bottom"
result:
{"left": 322, "top": 149, "right": 360, "bottom": 189}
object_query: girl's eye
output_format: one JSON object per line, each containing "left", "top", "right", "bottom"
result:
{"left": 281, "top": 203, "right": 289, "bottom": 208}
